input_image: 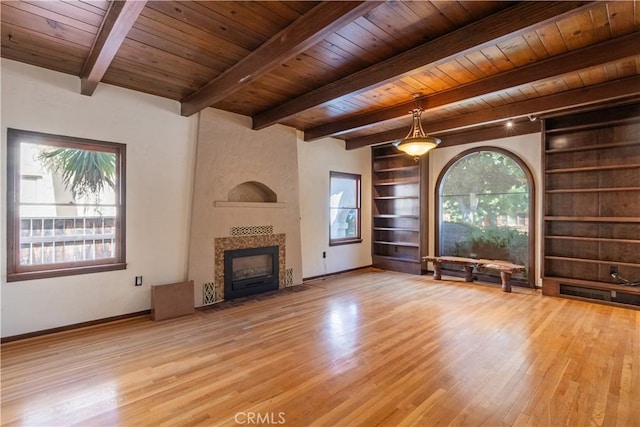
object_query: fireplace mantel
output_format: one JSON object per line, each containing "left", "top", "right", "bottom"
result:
{"left": 213, "top": 201, "right": 286, "bottom": 208}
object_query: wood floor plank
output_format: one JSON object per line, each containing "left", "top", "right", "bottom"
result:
{"left": 1, "top": 269, "right": 639, "bottom": 426}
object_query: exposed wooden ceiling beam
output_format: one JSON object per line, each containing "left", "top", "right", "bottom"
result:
{"left": 80, "top": 0, "right": 146, "bottom": 96}
{"left": 345, "top": 76, "right": 640, "bottom": 149}
{"left": 252, "top": 1, "right": 593, "bottom": 130}
{"left": 305, "top": 32, "right": 640, "bottom": 141}
{"left": 180, "top": 1, "right": 381, "bottom": 117}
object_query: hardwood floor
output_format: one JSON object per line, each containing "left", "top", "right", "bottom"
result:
{"left": 2, "top": 269, "right": 639, "bottom": 426}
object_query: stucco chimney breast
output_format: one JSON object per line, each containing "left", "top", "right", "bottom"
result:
{"left": 187, "top": 108, "right": 303, "bottom": 307}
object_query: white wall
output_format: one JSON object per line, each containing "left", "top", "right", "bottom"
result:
{"left": 1, "top": 59, "right": 198, "bottom": 337}
{"left": 427, "top": 133, "right": 543, "bottom": 286}
{"left": 0, "top": 59, "right": 541, "bottom": 337}
{"left": 297, "top": 137, "right": 372, "bottom": 278}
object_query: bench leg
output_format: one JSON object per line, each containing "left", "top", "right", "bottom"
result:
{"left": 433, "top": 262, "right": 442, "bottom": 280}
{"left": 464, "top": 265, "right": 474, "bottom": 282}
{"left": 500, "top": 271, "right": 512, "bottom": 292}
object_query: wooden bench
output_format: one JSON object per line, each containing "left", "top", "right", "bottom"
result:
{"left": 422, "top": 256, "right": 525, "bottom": 293}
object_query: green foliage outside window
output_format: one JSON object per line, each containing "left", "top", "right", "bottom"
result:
{"left": 452, "top": 226, "right": 529, "bottom": 268}
{"left": 440, "top": 150, "right": 531, "bottom": 280}
{"left": 441, "top": 151, "right": 528, "bottom": 227}
{"left": 38, "top": 148, "right": 116, "bottom": 200}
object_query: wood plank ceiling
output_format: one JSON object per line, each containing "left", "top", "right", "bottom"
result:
{"left": 2, "top": 1, "right": 640, "bottom": 149}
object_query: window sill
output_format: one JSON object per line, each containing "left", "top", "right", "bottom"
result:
{"left": 6, "top": 262, "right": 127, "bottom": 282}
{"left": 329, "top": 238, "right": 363, "bottom": 247}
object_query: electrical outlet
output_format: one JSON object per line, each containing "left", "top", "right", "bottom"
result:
{"left": 322, "top": 251, "right": 326, "bottom": 259}
{"left": 610, "top": 266, "right": 618, "bottom": 276}
{"left": 135, "top": 276, "right": 143, "bottom": 286}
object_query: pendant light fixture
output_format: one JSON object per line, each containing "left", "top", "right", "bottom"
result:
{"left": 393, "top": 96, "right": 441, "bottom": 160}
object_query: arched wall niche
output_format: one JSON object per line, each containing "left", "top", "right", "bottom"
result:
{"left": 228, "top": 181, "right": 277, "bottom": 203}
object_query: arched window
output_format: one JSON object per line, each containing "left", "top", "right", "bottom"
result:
{"left": 436, "top": 148, "right": 535, "bottom": 286}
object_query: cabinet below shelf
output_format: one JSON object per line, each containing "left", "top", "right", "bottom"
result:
{"left": 372, "top": 255, "right": 422, "bottom": 274}
{"left": 545, "top": 276, "right": 640, "bottom": 290}
{"left": 542, "top": 277, "right": 640, "bottom": 310}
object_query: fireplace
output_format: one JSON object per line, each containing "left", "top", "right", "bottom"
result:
{"left": 224, "top": 246, "right": 279, "bottom": 299}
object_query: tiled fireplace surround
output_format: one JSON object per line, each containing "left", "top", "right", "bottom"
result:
{"left": 214, "top": 233, "right": 286, "bottom": 301}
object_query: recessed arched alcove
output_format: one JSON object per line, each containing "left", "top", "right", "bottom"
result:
{"left": 228, "top": 181, "right": 277, "bottom": 203}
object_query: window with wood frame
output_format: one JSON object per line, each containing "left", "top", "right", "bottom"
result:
{"left": 6, "top": 129, "right": 126, "bottom": 281}
{"left": 436, "top": 148, "right": 534, "bottom": 286}
{"left": 329, "top": 171, "right": 362, "bottom": 246}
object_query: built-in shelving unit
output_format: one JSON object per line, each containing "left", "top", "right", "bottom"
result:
{"left": 371, "top": 145, "right": 427, "bottom": 274}
{"left": 542, "top": 102, "right": 640, "bottom": 309}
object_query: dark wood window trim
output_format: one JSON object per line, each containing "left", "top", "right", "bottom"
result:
{"left": 329, "top": 171, "right": 362, "bottom": 246}
{"left": 434, "top": 146, "right": 536, "bottom": 287}
{"left": 6, "top": 129, "right": 127, "bottom": 282}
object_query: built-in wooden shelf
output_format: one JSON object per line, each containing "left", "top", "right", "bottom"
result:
{"left": 544, "top": 216, "right": 640, "bottom": 223}
{"left": 373, "top": 241, "right": 419, "bottom": 247}
{"left": 373, "top": 195, "right": 419, "bottom": 200}
{"left": 545, "top": 187, "right": 640, "bottom": 193}
{"left": 372, "top": 254, "right": 420, "bottom": 263}
{"left": 544, "top": 117, "right": 638, "bottom": 134}
{"left": 374, "top": 214, "right": 419, "bottom": 219}
{"left": 373, "top": 227, "right": 419, "bottom": 232}
{"left": 545, "top": 235, "right": 640, "bottom": 244}
{"left": 542, "top": 102, "right": 640, "bottom": 309}
{"left": 372, "top": 144, "right": 426, "bottom": 275}
{"left": 545, "top": 163, "right": 640, "bottom": 174}
{"left": 544, "top": 140, "right": 637, "bottom": 154}
{"left": 374, "top": 153, "right": 405, "bottom": 159}
{"left": 374, "top": 165, "right": 420, "bottom": 173}
{"left": 545, "top": 256, "right": 640, "bottom": 268}
{"left": 373, "top": 179, "right": 420, "bottom": 187}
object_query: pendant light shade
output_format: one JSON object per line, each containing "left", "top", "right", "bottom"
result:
{"left": 393, "top": 107, "right": 440, "bottom": 159}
